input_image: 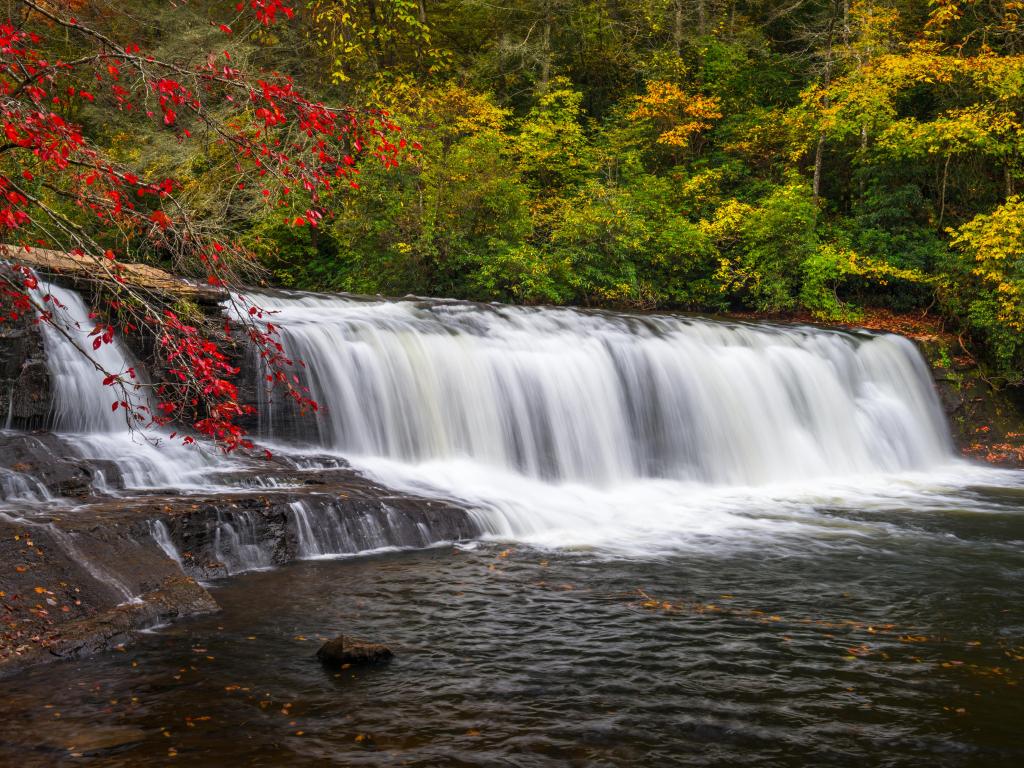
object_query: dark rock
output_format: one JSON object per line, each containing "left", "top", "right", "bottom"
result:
{"left": 0, "top": 317, "right": 50, "bottom": 429}
{"left": 0, "top": 510, "right": 219, "bottom": 678}
{"left": 0, "top": 441, "right": 477, "bottom": 677}
{"left": 0, "top": 431, "right": 104, "bottom": 497}
{"left": 40, "top": 577, "right": 218, "bottom": 663}
{"left": 317, "top": 635, "right": 393, "bottom": 666}
{"left": 919, "top": 338, "right": 1024, "bottom": 468}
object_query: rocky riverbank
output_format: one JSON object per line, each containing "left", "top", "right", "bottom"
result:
{"left": 856, "top": 312, "right": 1024, "bottom": 469}
{"left": 924, "top": 344, "right": 1024, "bottom": 468}
{"left": 0, "top": 446, "right": 478, "bottom": 678}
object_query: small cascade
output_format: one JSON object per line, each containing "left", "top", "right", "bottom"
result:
{"left": 212, "top": 510, "right": 275, "bottom": 574}
{"left": 146, "top": 496, "right": 475, "bottom": 578}
{"left": 3, "top": 386, "right": 12, "bottom": 430}
{"left": 0, "top": 466, "right": 51, "bottom": 503}
{"left": 149, "top": 519, "right": 183, "bottom": 566}
{"left": 289, "top": 499, "right": 418, "bottom": 558}
{"left": 34, "top": 282, "right": 218, "bottom": 492}
{"left": 45, "top": 524, "right": 140, "bottom": 605}
{"left": 290, "top": 500, "right": 321, "bottom": 557}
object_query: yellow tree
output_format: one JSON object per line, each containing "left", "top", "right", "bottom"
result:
{"left": 950, "top": 196, "right": 1024, "bottom": 336}
{"left": 629, "top": 80, "right": 722, "bottom": 164}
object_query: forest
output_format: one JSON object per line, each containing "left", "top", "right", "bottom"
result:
{"left": 3, "top": 0, "right": 1024, "bottom": 387}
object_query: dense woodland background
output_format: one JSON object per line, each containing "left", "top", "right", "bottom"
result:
{"left": 7, "top": 0, "right": 1024, "bottom": 383}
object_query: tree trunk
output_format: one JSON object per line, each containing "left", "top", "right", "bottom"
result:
{"left": 813, "top": 133, "right": 825, "bottom": 206}
{"left": 859, "top": 124, "right": 868, "bottom": 197}
{"left": 540, "top": 6, "right": 552, "bottom": 90}
{"left": 939, "top": 154, "right": 951, "bottom": 228}
{"left": 367, "top": 0, "right": 384, "bottom": 72}
{"left": 673, "top": 1, "right": 684, "bottom": 55}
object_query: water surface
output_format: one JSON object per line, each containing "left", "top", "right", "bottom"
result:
{"left": 2, "top": 478, "right": 1022, "bottom": 767}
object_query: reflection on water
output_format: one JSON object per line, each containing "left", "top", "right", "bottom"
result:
{"left": 1, "top": 481, "right": 1022, "bottom": 767}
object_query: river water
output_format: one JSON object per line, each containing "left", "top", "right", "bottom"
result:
{"left": 2, "top": 474, "right": 1024, "bottom": 766}
{"left": 2, "top": 288, "right": 1023, "bottom": 765}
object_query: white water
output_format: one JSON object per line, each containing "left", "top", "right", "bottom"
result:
{"left": 35, "top": 283, "right": 217, "bottom": 491}
{"left": 235, "top": 292, "right": 1023, "bottom": 551}
{"left": 251, "top": 293, "right": 953, "bottom": 483}
{"left": 149, "top": 519, "right": 183, "bottom": 566}
{"left": 290, "top": 499, "right": 414, "bottom": 559}
{"left": 0, "top": 464, "right": 51, "bottom": 502}
{"left": 8, "top": 280, "right": 1020, "bottom": 558}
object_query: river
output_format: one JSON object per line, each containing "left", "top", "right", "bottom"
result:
{"left": 2, "top": 486, "right": 1023, "bottom": 766}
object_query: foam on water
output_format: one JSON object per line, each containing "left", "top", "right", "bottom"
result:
{"left": 344, "top": 454, "right": 1023, "bottom": 555}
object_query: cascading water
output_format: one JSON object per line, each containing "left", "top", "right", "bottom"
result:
{"left": 250, "top": 293, "right": 952, "bottom": 482}
{"left": 241, "top": 292, "right": 976, "bottom": 551}
{"left": 2, "top": 280, "right": 475, "bottom": 565}
{"left": 0, "top": 277, "right": 1001, "bottom": 560}
{"left": 35, "top": 282, "right": 217, "bottom": 491}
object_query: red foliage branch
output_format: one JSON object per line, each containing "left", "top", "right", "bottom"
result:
{"left": 0, "top": 0, "right": 407, "bottom": 452}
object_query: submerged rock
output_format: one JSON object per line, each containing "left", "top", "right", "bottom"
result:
{"left": 316, "top": 636, "right": 393, "bottom": 666}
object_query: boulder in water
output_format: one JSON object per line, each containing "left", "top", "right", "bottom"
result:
{"left": 316, "top": 636, "right": 393, "bottom": 666}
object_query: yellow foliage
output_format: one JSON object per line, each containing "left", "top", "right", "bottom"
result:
{"left": 950, "top": 197, "right": 1024, "bottom": 331}
{"left": 374, "top": 81, "right": 510, "bottom": 146}
{"left": 630, "top": 81, "right": 722, "bottom": 151}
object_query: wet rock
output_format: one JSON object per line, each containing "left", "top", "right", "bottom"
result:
{"left": 55, "top": 725, "right": 148, "bottom": 754}
{"left": 0, "top": 317, "right": 50, "bottom": 429}
{"left": 4, "top": 722, "right": 148, "bottom": 756}
{"left": 0, "top": 452, "right": 477, "bottom": 677}
{"left": 0, "top": 432, "right": 104, "bottom": 497}
{"left": 317, "top": 636, "right": 393, "bottom": 666}
{"left": 42, "top": 577, "right": 218, "bottom": 662}
{"left": 919, "top": 338, "right": 1024, "bottom": 468}
{"left": 0, "top": 504, "right": 220, "bottom": 677}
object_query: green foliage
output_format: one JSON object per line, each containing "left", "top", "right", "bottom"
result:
{"left": 710, "top": 183, "right": 818, "bottom": 312}
{"left": 307, "top": 0, "right": 446, "bottom": 84}
{"left": 472, "top": 245, "right": 570, "bottom": 305}
{"left": 516, "top": 80, "right": 593, "bottom": 191}
{"left": 800, "top": 245, "right": 865, "bottom": 322}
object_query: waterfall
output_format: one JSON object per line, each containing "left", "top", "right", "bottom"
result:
{"left": 232, "top": 292, "right": 977, "bottom": 552}
{"left": 0, "top": 466, "right": 50, "bottom": 503}
{"left": 149, "top": 520, "right": 183, "bottom": 566}
{"left": 35, "top": 282, "right": 217, "bottom": 491}
{"left": 290, "top": 499, "right": 417, "bottom": 558}
{"left": 3, "top": 277, "right": 976, "bottom": 558}
{"left": 248, "top": 293, "right": 954, "bottom": 486}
